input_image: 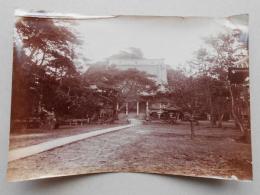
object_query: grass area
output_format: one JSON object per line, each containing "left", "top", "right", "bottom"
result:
{"left": 9, "top": 124, "right": 125, "bottom": 150}
{"left": 114, "top": 121, "right": 252, "bottom": 180}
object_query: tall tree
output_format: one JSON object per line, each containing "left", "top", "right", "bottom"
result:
{"left": 190, "top": 29, "right": 249, "bottom": 133}
{"left": 13, "top": 16, "right": 82, "bottom": 119}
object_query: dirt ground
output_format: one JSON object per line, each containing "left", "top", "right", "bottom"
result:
{"left": 7, "top": 121, "right": 252, "bottom": 181}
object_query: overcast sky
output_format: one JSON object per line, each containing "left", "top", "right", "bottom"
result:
{"left": 73, "top": 15, "right": 248, "bottom": 69}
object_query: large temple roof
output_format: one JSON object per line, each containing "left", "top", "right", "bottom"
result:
{"left": 108, "top": 58, "right": 168, "bottom": 84}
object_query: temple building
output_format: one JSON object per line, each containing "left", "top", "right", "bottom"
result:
{"left": 108, "top": 58, "right": 174, "bottom": 120}
{"left": 108, "top": 58, "right": 167, "bottom": 85}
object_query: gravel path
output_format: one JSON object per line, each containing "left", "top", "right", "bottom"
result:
{"left": 8, "top": 124, "right": 134, "bottom": 162}
{"left": 9, "top": 124, "right": 122, "bottom": 150}
{"left": 7, "top": 122, "right": 252, "bottom": 181}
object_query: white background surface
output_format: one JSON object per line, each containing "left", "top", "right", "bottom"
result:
{"left": 0, "top": 0, "right": 259, "bottom": 194}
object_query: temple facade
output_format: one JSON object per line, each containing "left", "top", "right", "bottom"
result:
{"left": 108, "top": 58, "right": 170, "bottom": 120}
{"left": 108, "top": 58, "right": 167, "bottom": 85}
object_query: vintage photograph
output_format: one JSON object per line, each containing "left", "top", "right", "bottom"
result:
{"left": 7, "top": 11, "right": 251, "bottom": 181}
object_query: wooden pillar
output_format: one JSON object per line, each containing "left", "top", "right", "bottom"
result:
{"left": 146, "top": 101, "right": 149, "bottom": 119}
{"left": 126, "top": 102, "right": 128, "bottom": 116}
{"left": 158, "top": 103, "right": 162, "bottom": 119}
{"left": 177, "top": 113, "right": 180, "bottom": 120}
{"left": 136, "top": 101, "right": 139, "bottom": 116}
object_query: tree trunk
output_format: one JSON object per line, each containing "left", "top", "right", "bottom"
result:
{"left": 38, "top": 50, "right": 46, "bottom": 66}
{"left": 206, "top": 80, "right": 216, "bottom": 128}
{"left": 112, "top": 102, "right": 118, "bottom": 121}
{"left": 190, "top": 112, "right": 195, "bottom": 139}
{"left": 28, "top": 47, "right": 38, "bottom": 60}
{"left": 229, "top": 84, "right": 245, "bottom": 134}
{"left": 210, "top": 110, "right": 217, "bottom": 127}
{"left": 190, "top": 120, "right": 194, "bottom": 139}
{"left": 217, "top": 113, "right": 224, "bottom": 128}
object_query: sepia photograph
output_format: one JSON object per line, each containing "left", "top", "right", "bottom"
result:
{"left": 7, "top": 11, "right": 251, "bottom": 181}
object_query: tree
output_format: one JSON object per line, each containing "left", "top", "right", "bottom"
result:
{"left": 190, "top": 29, "right": 249, "bottom": 135}
{"left": 11, "top": 47, "right": 33, "bottom": 119}
{"left": 84, "top": 65, "right": 158, "bottom": 121}
{"left": 13, "top": 16, "right": 82, "bottom": 120}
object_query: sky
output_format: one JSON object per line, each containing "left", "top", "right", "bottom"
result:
{"left": 14, "top": 10, "right": 248, "bottom": 70}
{"left": 71, "top": 15, "right": 248, "bottom": 70}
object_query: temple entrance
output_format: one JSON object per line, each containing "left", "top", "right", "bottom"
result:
{"left": 118, "top": 101, "right": 147, "bottom": 120}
